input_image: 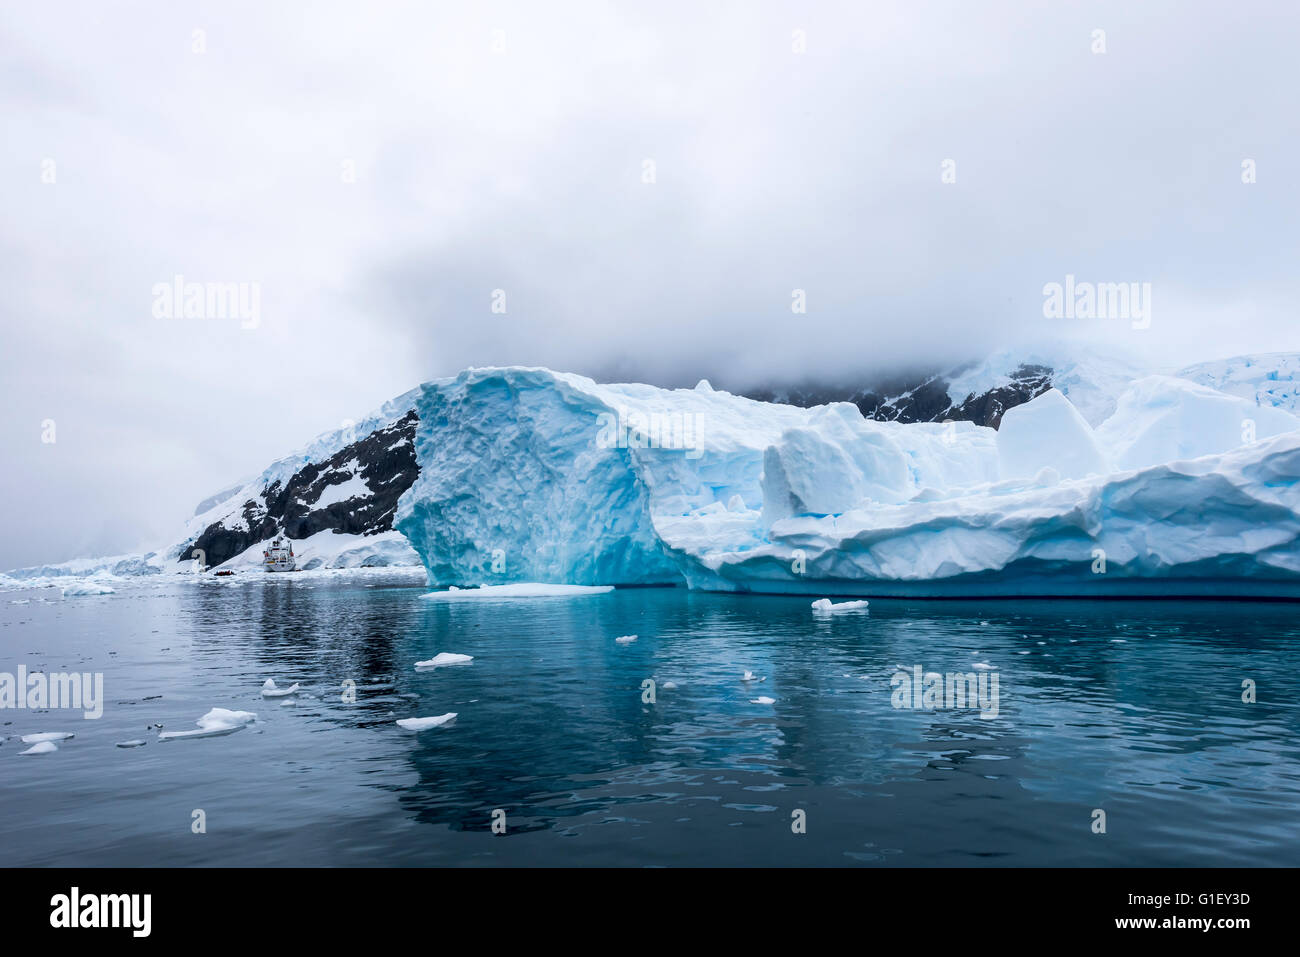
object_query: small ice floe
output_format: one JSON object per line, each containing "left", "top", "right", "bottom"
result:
{"left": 20, "top": 731, "right": 75, "bottom": 744}
{"left": 280, "top": 699, "right": 297, "bottom": 707}
{"left": 115, "top": 739, "right": 147, "bottom": 748}
{"left": 414, "top": 652, "right": 474, "bottom": 669}
{"left": 811, "top": 598, "right": 869, "bottom": 614}
{"left": 614, "top": 635, "right": 637, "bottom": 645}
{"left": 422, "top": 583, "right": 613, "bottom": 601}
{"left": 159, "top": 708, "right": 257, "bottom": 741}
{"left": 1111, "top": 639, "right": 1127, "bottom": 643}
{"left": 741, "top": 670, "right": 766, "bottom": 683}
{"left": 661, "top": 681, "right": 678, "bottom": 690}
{"left": 261, "top": 678, "right": 301, "bottom": 697}
{"left": 19, "top": 741, "right": 58, "bottom": 755}
{"left": 9, "top": 599, "right": 30, "bottom": 605}
{"left": 750, "top": 696, "right": 776, "bottom": 705}
{"left": 396, "top": 713, "right": 457, "bottom": 731}
{"left": 973, "top": 662, "right": 994, "bottom": 671}
{"left": 61, "top": 582, "right": 115, "bottom": 597}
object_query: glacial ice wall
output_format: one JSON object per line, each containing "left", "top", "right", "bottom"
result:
{"left": 395, "top": 367, "right": 1300, "bottom": 597}
{"left": 394, "top": 368, "right": 811, "bottom": 586}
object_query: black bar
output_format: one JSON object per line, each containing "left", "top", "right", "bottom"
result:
{"left": 6, "top": 867, "right": 1281, "bottom": 942}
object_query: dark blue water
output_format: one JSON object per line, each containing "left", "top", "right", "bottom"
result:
{"left": 2, "top": 573, "right": 1298, "bottom": 866}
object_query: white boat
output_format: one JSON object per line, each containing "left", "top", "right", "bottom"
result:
{"left": 262, "top": 536, "right": 296, "bottom": 572}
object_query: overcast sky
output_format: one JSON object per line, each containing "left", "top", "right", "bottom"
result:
{"left": 2, "top": 0, "right": 1298, "bottom": 568}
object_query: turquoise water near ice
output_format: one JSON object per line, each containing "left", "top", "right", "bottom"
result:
{"left": 1, "top": 573, "right": 1297, "bottom": 866}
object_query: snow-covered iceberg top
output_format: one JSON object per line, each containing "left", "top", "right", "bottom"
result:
{"left": 395, "top": 366, "right": 1300, "bottom": 597}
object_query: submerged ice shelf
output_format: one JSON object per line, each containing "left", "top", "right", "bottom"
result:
{"left": 395, "top": 367, "right": 1300, "bottom": 598}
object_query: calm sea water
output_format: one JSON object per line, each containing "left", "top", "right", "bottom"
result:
{"left": 1, "top": 572, "right": 1297, "bottom": 867}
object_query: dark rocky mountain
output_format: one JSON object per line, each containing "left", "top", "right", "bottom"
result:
{"left": 184, "top": 411, "right": 418, "bottom": 567}
{"left": 743, "top": 362, "right": 1055, "bottom": 428}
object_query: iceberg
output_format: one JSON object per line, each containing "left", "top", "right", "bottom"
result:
{"left": 61, "top": 582, "right": 116, "bottom": 597}
{"left": 159, "top": 708, "right": 257, "bottom": 741}
{"left": 20, "top": 732, "right": 75, "bottom": 744}
{"left": 811, "top": 598, "right": 869, "bottom": 614}
{"left": 396, "top": 713, "right": 457, "bottom": 731}
{"left": 261, "top": 679, "right": 301, "bottom": 697}
{"left": 413, "top": 652, "right": 474, "bottom": 668}
{"left": 386, "top": 366, "right": 1300, "bottom": 598}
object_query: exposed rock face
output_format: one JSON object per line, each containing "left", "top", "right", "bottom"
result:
{"left": 744, "top": 363, "right": 1055, "bottom": 428}
{"left": 184, "top": 411, "right": 418, "bottom": 567}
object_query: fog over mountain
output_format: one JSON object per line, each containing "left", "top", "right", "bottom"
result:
{"left": 2, "top": 0, "right": 1298, "bottom": 568}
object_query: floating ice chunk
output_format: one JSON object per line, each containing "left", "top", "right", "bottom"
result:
{"left": 19, "top": 741, "right": 57, "bottom": 755}
{"left": 396, "top": 713, "right": 457, "bottom": 730}
{"left": 61, "top": 581, "right": 115, "bottom": 597}
{"left": 811, "top": 598, "right": 870, "bottom": 614}
{"left": 116, "top": 739, "right": 147, "bottom": 748}
{"left": 422, "top": 583, "right": 613, "bottom": 600}
{"left": 20, "top": 731, "right": 75, "bottom": 744}
{"left": 661, "top": 681, "right": 678, "bottom": 690}
{"left": 997, "top": 388, "right": 1108, "bottom": 480}
{"left": 750, "top": 696, "right": 775, "bottom": 705}
{"left": 414, "top": 652, "right": 474, "bottom": 668}
{"left": 261, "top": 678, "right": 301, "bottom": 697}
{"left": 614, "top": 635, "right": 637, "bottom": 644}
{"left": 973, "top": 662, "right": 994, "bottom": 670}
{"left": 159, "top": 708, "right": 257, "bottom": 741}
{"left": 741, "top": 671, "right": 766, "bottom": 682}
